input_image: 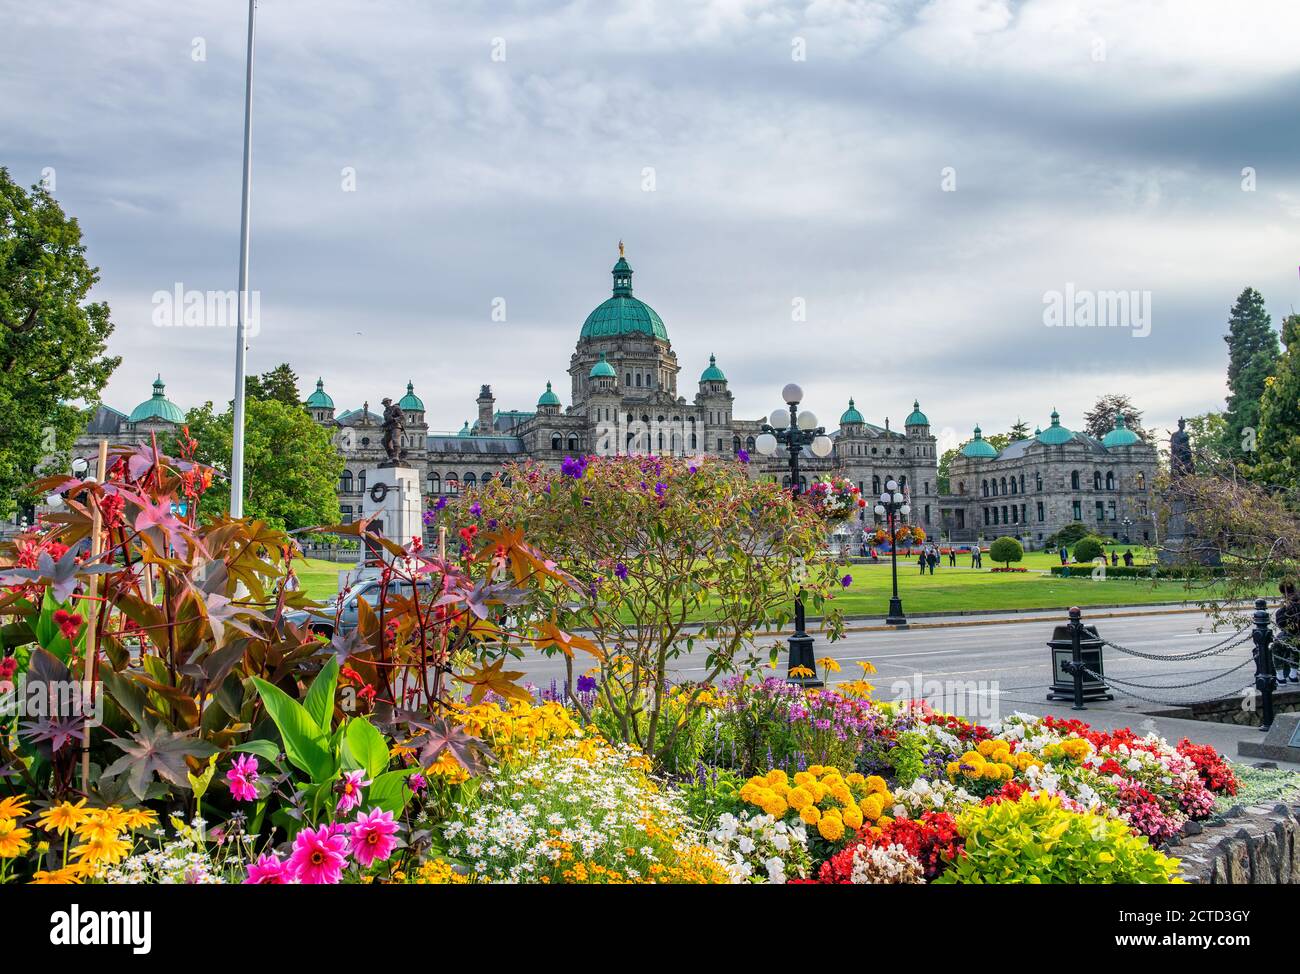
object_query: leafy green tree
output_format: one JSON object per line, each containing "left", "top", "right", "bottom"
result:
{"left": 989, "top": 536, "right": 1023, "bottom": 568}
{"left": 176, "top": 396, "right": 342, "bottom": 530}
{"left": 1254, "top": 314, "right": 1300, "bottom": 488}
{"left": 1083, "top": 394, "right": 1150, "bottom": 443}
{"left": 1223, "top": 287, "right": 1279, "bottom": 459}
{"left": 1046, "top": 522, "right": 1090, "bottom": 548}
{"left": 1183, "top": 412, "right": 1230, "bottom": 470}
{"left": 0, "top": 169, "right": 119, "bottom": 517}
{"left": 246, "top": 363, "right": 304, "bottom": 409}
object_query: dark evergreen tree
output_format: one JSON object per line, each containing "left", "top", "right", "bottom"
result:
{"left": 1223, "top": 287, "right": 1279, "bottom": 459}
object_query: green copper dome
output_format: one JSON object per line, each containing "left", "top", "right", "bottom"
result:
{"left": 905, "top": 400, "right": 929, "bottom": 426}
{"left": 1036, "top": 409, "right": 1073, "bottom": 446}
{"left": 306, "top": 377, "right": 334, "bottom": 409}
{"left": 537, "top": 381, "right": 561, "bottom": 407}
{"left": 840, "top": 398, "right": 864, "bottom": 425}
{"left": 457, "top": 421, "right": 472, "bottom": 437}
{"left": 961, "top": 425, "right": 998, "bottom": 459}
{"left": 128, "top": 375, "right": 185, "bottom": 424}
{"left": 589, "top": 353, "right": 616, "bottom": 378}
{"left": 700, "top": 354, "right": 726, "bottom": 382}
{"left": 398, "top": 380, "right": 424, "bottom": 411}
{"left": 579, "top": 247, "right": 668, "bottom": 341}
{"left": 1102, "top": 412, "right": 1141, "bottom": 448}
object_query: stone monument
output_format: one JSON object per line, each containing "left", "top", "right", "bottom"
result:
{"left": 1159, "top": 417, "right": 1222, "bottom": 566}
{"left": 358, "top": 396, "right": 422, "bottom": 567}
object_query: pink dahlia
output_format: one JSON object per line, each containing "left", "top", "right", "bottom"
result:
{"left": 226, "top": 754, "right": 260, "bottom": 802}
{"left": 336, "top": 770, "right": 370, "bottom": 814}
{"left": 288, "top": 825, "right": 349, "bottom": 884}
{"left": 244, "top": 852, "right": 294, "bottom": 884}
{"left": 350, "top": 808, "right": 399, "bottom": 868}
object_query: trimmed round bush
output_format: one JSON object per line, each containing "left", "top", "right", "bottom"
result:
{"left": 1072, "top": 536, "right": 1106, "bottom": 564}
{"left": 1048, "top": 522, "right": 1091, "bottom": 548}
{"left": 988, "top": 537, "right": 1024, "bottom": 567}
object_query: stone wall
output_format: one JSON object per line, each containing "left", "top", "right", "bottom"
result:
{"left": 1175, "top": 802, "right": 1300, "bottom": 884}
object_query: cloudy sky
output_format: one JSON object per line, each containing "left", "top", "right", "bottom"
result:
{"left": 5, "top": 0, "right": 1299, "bottom": 453}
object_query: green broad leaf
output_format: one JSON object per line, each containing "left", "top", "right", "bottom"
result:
{"left": 235, "top": 739, "right": 284, "bottom": 762}
{"left": 187, "top": 754, "right": 219, "bottom": 800}
{"left": 343, "top": 717, "right": 390, "bottom": 779}
{"left": 366, "top": 769, "right": 416, "bottom": 815}
{"left": 250, "top": 677, "right": 334, "bottom": 782}
{"left": 303, "top": 656, "right": 339, "bottom": 734}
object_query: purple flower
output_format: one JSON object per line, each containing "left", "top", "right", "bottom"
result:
{"left": 434, "top": 496, "right": 449, "bottom": 511}
{"left": 614, "top": 562, "right": 629, "bottom": 581}
{"left": 841, "top": 574, "right": 853, "bottom": 587}
{"left": 654, "top": 482, "right": 667, "bottom": 497}
{"left": 737, "top": 450, "right": 750, "bottom": 464}
{"left": 576, "top": 674, "right": 598, "bottom": 693}
{"left": 561, "top": 456, "right": 588, "bottom": 479}
{"left": 469, "top": 502, "right": 482, "bottom": 517}
{"left": 487, "top": 518, "right": 498, "bottom": 529}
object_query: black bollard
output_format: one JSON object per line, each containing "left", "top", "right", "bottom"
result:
{"left": 1251, "top": 598, "right": 1276, "bottom": 732}
{"left": 1067, "top": 606, "right": 1085, "bottom": 710}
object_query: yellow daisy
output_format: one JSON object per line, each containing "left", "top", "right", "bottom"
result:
{"left": 37, "top": 799, "right": 88, "bottom": 836}
{"left": 0, "top": 795, "right": 30, "bottom": 820}
{"left": 0, "top": 817, "right": 33, "bottom": 858}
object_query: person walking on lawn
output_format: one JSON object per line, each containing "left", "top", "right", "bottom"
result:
{"left": 948, "top": 546, "right": 957, "bottom": 567}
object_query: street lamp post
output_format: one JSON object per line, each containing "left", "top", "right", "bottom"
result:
{"left": 874, "top": 479, "right": 910, "bottom": 626}
{"left": 754, "top": 383, "right": 834, "bottom": 687}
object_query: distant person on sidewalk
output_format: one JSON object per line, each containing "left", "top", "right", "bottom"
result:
{"left": 1059, "top": 544, "right": 1069, "bottom": 565}
{"left": 1123, "top": 549, "right": 1134, "bottom": 566}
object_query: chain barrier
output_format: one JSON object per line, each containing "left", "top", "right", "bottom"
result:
{"left": 1079, "top": 661, "right": 1255, "bottom": 709}
{"left": 1097, "top": 629, "right": 1250, "bottom": 663}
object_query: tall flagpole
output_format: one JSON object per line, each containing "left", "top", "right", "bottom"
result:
{"left": 230, "top": 0, "right": 257, "bottom": 518}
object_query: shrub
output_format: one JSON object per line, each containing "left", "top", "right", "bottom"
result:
{"left": 1072, "top": 536, "right": 1106, "bottom": 564}
{"left": 988, "top": 537, "right": 1024, "bottom": 568}
{"left": 935, "top": 793, "right": 1182, "bottom": 884}
{"left": 1047, "top": 522, "right": 1091, "bottom": 548}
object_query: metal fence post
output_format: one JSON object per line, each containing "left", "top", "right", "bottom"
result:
{"left": 1252, "top": 598, "right": 1276, "bottom": 732}
{"left": 1068, "top": 605, "right": 1085, "bottom": 711}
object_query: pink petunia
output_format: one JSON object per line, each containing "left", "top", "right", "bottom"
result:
{"left": 288, "top": 825, "right": 349, "bottom": 884}
{"left": 336, "top": 769, "right": 370, "bottom": 814}
{"left": 349, "top": 808, "right": 399, "bottom": 868}
{"left": 227, "top": 754, "right": 260, "bottom": 802}
{"left": 244, "top": 852, "right": 294, "bottom": 884}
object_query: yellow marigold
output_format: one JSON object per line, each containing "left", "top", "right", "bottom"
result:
{"left": 976, "top": 739, "right": 998, "bottom": 757}
{"left": 946, "top": 761, "right": 960, "bottom": 777}
{"left": 865, "top": 775, "right": 888, "bottom": 795}
{"left": 793, "top": 771, "right": 815, "bottom": 788}
{"left": 807, "top": 765, "right": 825, "bottom": 777}
{"left": 980, "top": 762, "right": 1003, "bottom": 780}
{"left": 1060, "top": 739, "right": 1091, "bottom": 762}
{"left": 862, "top": 794, "right": 885, "bottom": 822}
{"left": 0, "top": 818, "right": 32, "bottom": 858}
{"left": 843, "top": 804, "right": 864, "bottom": 830}
{"left": 765, "top": 769, "right": 788, "bottom": 787}
{"left": 845, "top": 772, "right": 865, "bottom": 787}
{"left": 830, "top": 783, "right": 853, "bottom": 805}
{"left": 414, "top": 859, "right": 469, "bottom": 884}
{"left": 800, "top": 805, "right": 821, "bottom": 825}
{"left": 762, "top": 795, "right": 788, "bottom": 818}
{"left": 959, "top": 750, "right": 985, "bottom": 767}
{"left": 817, "top": 815, "right": 845, "bottom": 842}
{"left": 788, "top": 787, "right": 813, "bottom": 812}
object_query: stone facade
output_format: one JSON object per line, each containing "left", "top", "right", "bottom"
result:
{"left": 941, "top": 410, "right": 1159, "bottom": 546}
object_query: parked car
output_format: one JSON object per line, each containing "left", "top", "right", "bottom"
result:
{"left": 285, "top": 577, "right": 434, "bottom": 638}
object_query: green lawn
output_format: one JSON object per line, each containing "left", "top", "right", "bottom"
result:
{"left": 294, "top": 553, "right": 1226, "bottom": 617}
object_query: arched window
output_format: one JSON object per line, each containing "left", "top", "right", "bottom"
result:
{"left": 746, "top": 436, "right": 755, "bottom": 451}
{"left": 1000, "top": 476, "right": 1008, "bottom": 495}
{"left": 481, "top": 472, "right": 492, "bottom": 487}
{"left": 958, "top": 481, "right": 966, "bottom": 496}
{"left": 1105, "top": 471, "right": 1115, "bottom": 491}
{"left": 981, "top": 479, "right": 988, "bottom": 497}
{"left": 340, "top": 470, "right": 353, "bottom": 493}
{"left": 446, "top": 473, "right": 459, "bottom": 494}
{"left": 551, "top": 434, "right": 562, "bottom": 450}
{"left": 1093, "top": 470, "right": 1102, "bottom": 490}
{"left": 1019, "top": 475, "right": 1025, "bottom": 493}
{"left": 340, "top": 505, "right": 353, "bottom": 523}
{"left": 872, "top": 476, "right": 881, "bottom": 495}
{"left": 732, "top": 435, "right": 742, "bottom": 454}
{"left": 1036, "top": 471, "right": 1043, "bottom": 491}
{"left": 689, "top": 432, "right": 697, "bottom": 450}
{"left": 1136, "top": 471, "right": 1146, "bottom": 491}
{"left": 1008, "top": 477, "right": 1016, "bottom": 494}
{"left": 568, "top": 436, "right": 578, "bottom": 452}
{"left": 427, "top": 472, "right": 440, "bottom": 495}
{"left": 502, "top": 474, "right": 512, "bottom": 487}
{"left": 626, "top": 374, "right": 632, "bottom": 387}
{"left": 358, "top": 470, "right": 367, "bottom": 492}
{"left": 462, "top": 473, "right": 475, "bottom": 489}
{"left": 1071, "top": 470, "right": 1080, "bottom": 490}
{"left": 635, "top": 373, "right": 642, "bottom": 387}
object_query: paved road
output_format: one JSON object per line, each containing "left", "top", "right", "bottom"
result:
{"left": 519, "top": 607, "right": 1260, "bottom": 722}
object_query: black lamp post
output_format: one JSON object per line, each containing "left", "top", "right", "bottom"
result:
{"left": 755, "top": 383, "right": 833, "bottom": 688}
{"left": 874, "top": 479, "right": 910, "bottom": 626}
